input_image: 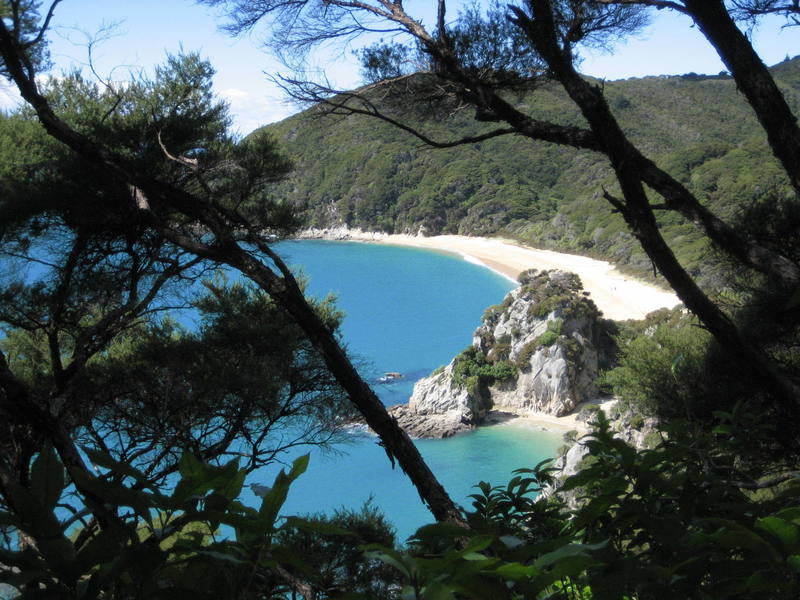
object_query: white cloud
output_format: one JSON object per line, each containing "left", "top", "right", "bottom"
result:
{"left": 222, "top": 87, "right": 249, "bottom": 99}
{"left": 0, "top": 80, "right": 23, "bottom": 113}
{"left": 220, "top": 86, "right": 298, "bottom": 136}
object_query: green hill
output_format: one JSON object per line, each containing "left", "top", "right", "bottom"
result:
{"left": 264, "top": 57, "right": 800, "bottom": 286}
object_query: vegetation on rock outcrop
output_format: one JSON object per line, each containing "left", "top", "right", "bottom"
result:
{"left": 401, "top": 269, "right": 607, "bottom": 436}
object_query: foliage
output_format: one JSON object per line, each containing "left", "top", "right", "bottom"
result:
{"left": 445, "top": 0, "right": 545, "bottom": 87}
{"left": 274, "top": 501, "right": 402, "bottom": 598}
{"left": 0, "top": 0, "right": 51, "bottom": 78}
{"left": 556, "top": 413, "right": 800, "bottom": 599}
{"left": 0, "top": 48, "right": 366, "bottom": 598}
{"left": 356, "top": 41, "right": 417, "bottom": 83}
{"left": 0, "top": 448, "right": 401, "bottom": 599}
{"left": 4, "top": 3, "right": 800, "bottom": 598}
{"left": 517, "top": 270, "right": 598, "bottom": 323}
{"left": 453, "top": 346, "right": 517, "bottom": 394}
{"left": 603, "top": 302, "right": 798, "bottom": 460}
{"left": 357, "top": 412, "right": 800, "bottom": 600}
{"left": 0, "top": 73, "right": 346, "bottom": 491}
{"left": 603, "top": 308, "right": 712, "bottom": 419}
{"left": 10, "top": 411, "right": 800, "bottom": 600}
{"left": 533, "top": 317, "right": 564, "bottom": 347}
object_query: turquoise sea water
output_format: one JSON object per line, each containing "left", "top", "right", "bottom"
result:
{"left": 246, "top": 240, "right": 562, "bottom": 541}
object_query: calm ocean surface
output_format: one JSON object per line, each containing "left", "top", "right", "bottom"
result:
{"left": 250, "top": 240, "right": 562, "bottom": 541}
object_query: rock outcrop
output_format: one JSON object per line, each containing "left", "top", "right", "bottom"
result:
{"left": 395, "top": 269, "right": 606, "bottom": 438}
{"left": 540, "top": 402, "right": 662, "bottom": 506}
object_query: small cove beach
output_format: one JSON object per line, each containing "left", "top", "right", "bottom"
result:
{"left": 300, "top": 229, "right": 682, "bottom": 434}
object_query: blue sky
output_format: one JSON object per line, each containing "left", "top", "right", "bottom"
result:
{"left": 1, "top": 1, "right": 797, "bottom": 134}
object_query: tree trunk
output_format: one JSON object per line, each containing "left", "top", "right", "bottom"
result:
{"left": 211, "top": 245, "right": 467, "bottom": 525}
{"left": 683, "top": 0, "right": 800, "bottom": 193}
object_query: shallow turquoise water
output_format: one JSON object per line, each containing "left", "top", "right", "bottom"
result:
{"left": 248, "top": 240, "right": 562, "bottom": 541}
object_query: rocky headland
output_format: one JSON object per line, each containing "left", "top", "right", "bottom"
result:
{"left": 390, "top": 269, "right": 614, "bottom": 438}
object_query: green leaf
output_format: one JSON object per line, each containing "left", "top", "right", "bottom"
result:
{"left": 71, "top": 469, "right": 153, "bottom": 526}
{"left": 410, "top": 521, "right": 469, "bottom": 545}
{"left": 712, "top": 425, "right": 733, "bottom": 436}
{"left": 363, "top": 547, "right": 412, "bottom": 578}
{"left": 787, "top": 555, "right": 800, "bottom": 573}
{"left": 258, "top": 454, "right": 310, "bottom": 529}
{"left": 75, "top": 528, "right": 125, "bottom": 571}
{"left": 218, "top": 466, "right": 246, "bottom": 501}
{"left": 756, "top": 516, "right": 800, "bottom": 552}
{"left": 694, "top": 520, "right": 779, "bottom": 560}
{"left": 774, "top": 508, "right": 800, "bottom": 523}
{"left": 30, "top": 444, "right": 64, "bottom": 510}
{"left": 559, "top": 468, "right": 599, "bottom": 492}
{"left": 493, "top": 561, "right": 538, "bottom": 581}
{"left": 178, "top": 452, "right": 205, "bottom": 481}
{"left": 461, "top": 534, "right": 494, "bottom": 555}
{"left": 534, "top": 541, "right": 607, "bottom": 570}
{"left": 422, "top": 581, "right": 456, "bottom": 600}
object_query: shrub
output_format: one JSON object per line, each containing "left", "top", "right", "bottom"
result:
{"left": 487, "top": 342, "right": 511, "bottom": 363}
{"left": 628, "top": 414, "right": 645, "bottom": 430}
{"left": 453, "top": 346, "right": 517, "bottom": 391}
{"left": 534, "top": 329, "right": 559, "bottom": 347}
{"left": 515, "top": 340, "right": 540, "bottom": 369}
{"left": 492, "top": 360, "right": 517, "bottom": 382}
{"left": 604, "top": 311, "right": 712, "bottom": 419}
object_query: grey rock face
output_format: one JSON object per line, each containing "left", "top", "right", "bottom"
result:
{"left": 395, "top": 270, "right": 603, "bottom": 438}
{"left": 408, "top": 364, "right": 476, "bottom": 417}
{"left": 388, "top": 363, "right": 489, "bottom": 439}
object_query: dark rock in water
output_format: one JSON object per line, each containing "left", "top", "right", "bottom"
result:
{"left": 388, "top": 403, "right": 473, "bottom": 439}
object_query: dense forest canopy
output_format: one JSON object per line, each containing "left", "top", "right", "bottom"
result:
{"left": 0, "top": 0, "right": 800, "bottom": 598}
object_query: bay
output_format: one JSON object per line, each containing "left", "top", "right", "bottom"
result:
{"left": 248, "top": 240, "right": 562, "bottom": 541}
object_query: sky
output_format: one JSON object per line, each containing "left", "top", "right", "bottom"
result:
{"left": 0, "top": 1, "right": 798, "bottom": 135}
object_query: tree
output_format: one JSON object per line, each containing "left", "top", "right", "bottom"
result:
{"left": 200, "top": 0, "right": 800, "bottom": 424}
{"left": 0, "top": 50, "right": 388, "bottom": 597}
{"left": 0, "top": 0, "right": 465, "bottom": 534}
{"left": 598, "top": 0, "right": 800, "bottom": 193}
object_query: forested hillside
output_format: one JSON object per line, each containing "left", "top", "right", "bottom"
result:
{"left": 266, "top": 57, "right": 800, "bottom": 285}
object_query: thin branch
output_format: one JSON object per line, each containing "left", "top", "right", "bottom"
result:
{"left": 20, "top": 0, "right": 64, "bottom": 49}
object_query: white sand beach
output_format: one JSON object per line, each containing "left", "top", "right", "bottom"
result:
{"left": 337, "top": 231, "right": 681, "bottom": 321}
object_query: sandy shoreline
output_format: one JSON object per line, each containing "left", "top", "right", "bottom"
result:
{"left": 487, "top": 397, "right": 618, "bottom": 435}
{"left": 303, "top": 228, "right": 680, "bottom": 321}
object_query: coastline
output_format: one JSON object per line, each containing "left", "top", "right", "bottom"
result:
{"left": 299, "top": 227, "right": 681, "bottom": 321}
{"left": 486, "top": 398, "right": 619, "bottom": 435}
{"left": 298, "top": 227, "right": 672, "bottom": 434}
